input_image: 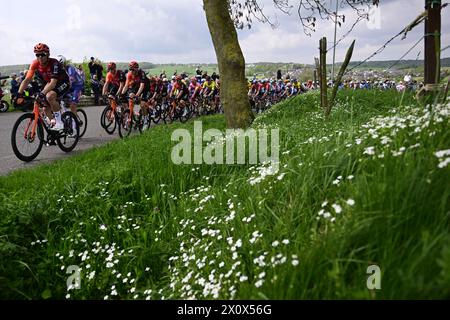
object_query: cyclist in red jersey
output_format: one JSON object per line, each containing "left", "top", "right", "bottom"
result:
{"left": 169, "top": 75, "right": 189, "bottom": 117}
{"left": 17, "top": 43, "right": 70, "bottom": 131}
{"left": 102, "top": 62, "right": 125, "bottom": 97}
{"left": 147, "top": 76, "right": 160, "bottom": 112}
{"left": 121, "top": 61, "right": 151, "bottom": 127}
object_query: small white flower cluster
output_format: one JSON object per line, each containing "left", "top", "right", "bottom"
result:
{"left": 242, "top": 214, "right": 256, "bottom": 223}
{"left": 30, "top": 239, "right": 48, "bottom": 246}
{"left": 317, "top": 199, "right": 355, "bottom": 223}
{"left": 56, "top": 214, "right": 143, "bottom": 299}
{"left": 248, "top": 161, "right": 280, "bottom": 186}
{"left": 435, "top": 149, "right": 450, "bottom": 169}
{"left": 355, "top": 103, "right": 450, "bottom": 161}
{"left": 97, "top": 181, "right": 110, "bottom": 199}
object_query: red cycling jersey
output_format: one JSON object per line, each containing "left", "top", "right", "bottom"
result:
{"left": 251, "top": 83, "right": 261, "bottom": 92}
{"left": 26, "top": 58, "right": 69, "bottom": 83}
{"left": 189, "top": 82, "right": 201, "bottom": 92}
{"left": 106, "top": 70, "right": 126, "bottom": 88}
{"left": 125, "top": 69, "right": 149, "bottom": 90}
{"left": 173, "top": 81, "right": 188, "bottom": 92}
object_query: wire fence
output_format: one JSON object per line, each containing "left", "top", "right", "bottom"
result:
{"left": 386, "top": 36, "right": 425, "bottom": 71}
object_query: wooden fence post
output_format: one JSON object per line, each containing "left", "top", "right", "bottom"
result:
{"left": 314, "top": 57, "right": 320, "bottom": 90}
{"left": 319, "top": 37, "right": 328, "bottom": 113}
{"left": 327, "top": 40, "right": 356, "bottom": 117}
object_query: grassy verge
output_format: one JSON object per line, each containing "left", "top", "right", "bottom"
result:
{"left": 0, "top": 90, "right": 449, "bottom": 299}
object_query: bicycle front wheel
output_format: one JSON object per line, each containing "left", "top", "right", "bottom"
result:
{"left": 11, "top": 113, "right": 44, "bottom": 162}
{"left": 118, "top": 109, "right": 133, "bottom": 138}
{"left": 101, "top": 106, "right": 117, "bottom": 134}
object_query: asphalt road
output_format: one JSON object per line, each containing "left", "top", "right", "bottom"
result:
{"left": 0, "top": 106, "right": 121, "bottom": 176}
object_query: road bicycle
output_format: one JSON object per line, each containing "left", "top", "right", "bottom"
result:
{"left": 117, "top": 96, "right": 145, "bottom": 138}
{"left": 11, "top": 95, "right": 80, "bottom": 162}
{"left": 100, "top": 95, "right": 124, "bottom": 136}
{"left": 167, "top": 98, "right": 193, "bottom": 124}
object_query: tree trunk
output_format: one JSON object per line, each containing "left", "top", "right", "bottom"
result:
{"left": 203, "top": 0, "right": 254, "bottom": 129}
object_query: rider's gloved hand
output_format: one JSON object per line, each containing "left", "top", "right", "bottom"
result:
{"left": 13, "top": 93, "right": 23, "bottom": 104}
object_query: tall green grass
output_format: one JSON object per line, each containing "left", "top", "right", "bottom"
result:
{"left": 0, "top": 89, "right": 449, "bottom": 299}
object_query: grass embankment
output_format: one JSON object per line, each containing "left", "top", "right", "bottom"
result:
{"left": 0, "top": 90, "right": 449, "bottom": 299}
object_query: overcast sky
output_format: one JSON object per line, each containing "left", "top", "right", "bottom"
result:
{"left": 0, "top": 0, "right": 448, "bottom": 66}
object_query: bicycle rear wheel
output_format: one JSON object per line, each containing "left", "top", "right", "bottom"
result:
{"left": 77, "top": 108, "right": 88, "bottom": 138}
{"left": 11, "top": 113, "right": 44, "bottom": 162}
{"left": 151, "top": 107, "right": 162, "bottom": 125}
{"left": 56, "top": 111, "right": 79, "bottom": 152}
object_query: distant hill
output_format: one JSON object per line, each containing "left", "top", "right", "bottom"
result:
{"left": 335, "top": 57, "right": 450, "bottom": 70}
{"left": 0, "top": 65, "right": 29, "bottom": 77}
{"left": 1, "top": 58, "right": 449, "bottom": 78}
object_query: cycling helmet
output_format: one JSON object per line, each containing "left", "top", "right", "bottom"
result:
{"left": 34, "top": 43, "right": 50, "bottom": 54}
{"left": 107, "top": 62, "right": 116, "bottom": 70}
{"left": 163, "top": 78, "right": 168, "bottom": 82}
{"left": 176, "top": 75, "right": 182, "bottom": 81}
{"left": 191, "top": 77, "right": 197, "bottom": 82}
{"left": 57, "top": 55, "right": 66, "bottom": 65}
{"left": 129, "top": 61, "right": 139, "bottom": 70}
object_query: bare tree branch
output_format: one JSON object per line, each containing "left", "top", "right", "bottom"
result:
{"left": 229, "top": 0, "right": 379, "bottom": 38}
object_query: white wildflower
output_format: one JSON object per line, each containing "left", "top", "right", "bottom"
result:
{"left": 332, "top": 204, "right": 342, "bottom": 214}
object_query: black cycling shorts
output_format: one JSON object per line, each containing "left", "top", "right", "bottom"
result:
{"left": 141, "top": 89, "right": 152, "bottom": 102}
{"left": 108, "top": 84, "right": 120, "bottom": 96}
{"left": 53, "top": 80, "right": 71, "bottom": 98}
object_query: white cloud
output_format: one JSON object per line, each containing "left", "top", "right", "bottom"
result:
{"left": 0, "top": 0, "right": 448, "bottom": 66}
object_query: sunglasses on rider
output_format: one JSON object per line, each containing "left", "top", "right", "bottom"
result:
{"left": 36, "top": 53, "right": 47, "bottom": 58}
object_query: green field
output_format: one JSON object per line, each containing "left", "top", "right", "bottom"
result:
{"left": 146, "top": 64, "right": 219, "bottom": 78}
{"left": 0, "top": 89, "right": 449, "bottom": 299}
